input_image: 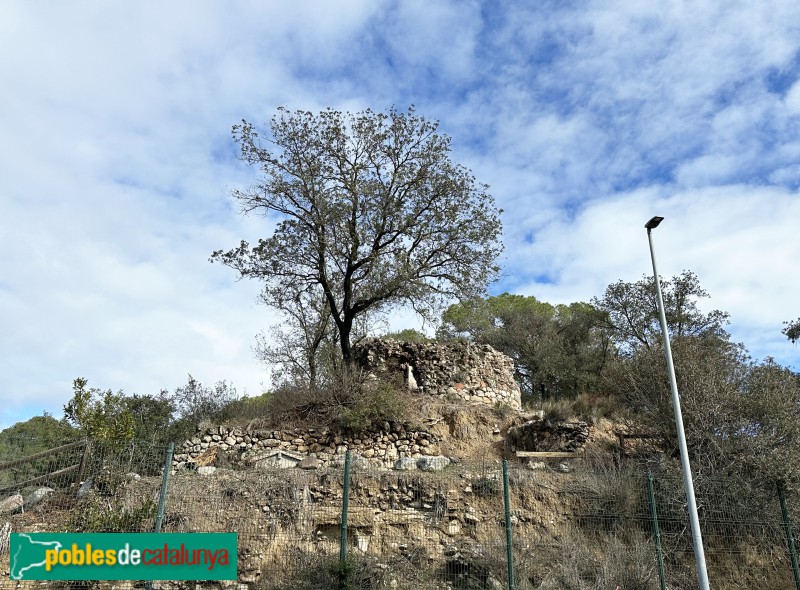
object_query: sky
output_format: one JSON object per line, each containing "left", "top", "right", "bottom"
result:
{"left": 2, "top": 1, "right": 799, "bottom": 430}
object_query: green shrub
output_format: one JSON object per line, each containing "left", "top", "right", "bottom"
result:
{"left": 541, "top": 397, "right": 575, "bottom": 422}
{"left": 72, "top": 494, "right": 157, "bottom": 532}
{"left": 471, "top": 476, "right": 500, "bottom": 497}
{"left": 258, "top": 369, "right": 411, "bottom": 435}
{"left": 571, "top": 392, "right": 623, "bottom": 422}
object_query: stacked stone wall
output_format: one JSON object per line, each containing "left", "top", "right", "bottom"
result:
{"left": 172, "top": 423, "right": 442, "bottom": 472}
{"left": 173, "top": 340, "right": 523, "bottom": 473}
{"left": 354, "top": 339, "right": 522, "bottom": 410}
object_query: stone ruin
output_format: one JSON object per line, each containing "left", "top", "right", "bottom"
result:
{"left": 171, "top": 340, "right": 549, "bottom": 473}
{"left": 172, "top": 423, "right": 445, "bottom": 472}
{"left": 353, "top": 338, "right": 522, "bottom": 410}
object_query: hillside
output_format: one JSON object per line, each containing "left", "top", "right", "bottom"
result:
{"left": 1, "top": 341, "right": 799, "bottom": 589}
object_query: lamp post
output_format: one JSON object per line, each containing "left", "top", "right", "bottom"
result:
{"left": 645, "top": 216, "right": 710, "bottom": 590}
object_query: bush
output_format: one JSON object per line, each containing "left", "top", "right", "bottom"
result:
{"left": 72, "top": 494, "right": 157, "bottom": 532}
{"left": 571, "top": 392, "right": 623, "bottom": 422}
{"left": 259, "top": 369, "right": 411, "bottom": 435}
{"left": 567, "top": 462, "right": 646, "bottom": 534}
{"left": 540, "top": 397, "right": 576, "bottom": 422}
{"left": 222, "top": 392, "right": 273, "bottom": 422}
{"left": 471, "top": 476, "right": 500, "bottom": 497}
{"left": 530, "top": 531, "right": 658, "bottom": 590}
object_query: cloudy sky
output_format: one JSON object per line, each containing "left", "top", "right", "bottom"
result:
{"left": 2, "top": 1, "right": 799, "bottom": 430}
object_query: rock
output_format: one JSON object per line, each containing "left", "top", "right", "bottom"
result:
{"left": 350, "top": 455, "right": 372, "bottom": 469}
{"left": 76, "top": 477, "right": 94, "bottom": 499}
{"left": 23, "top": 487, "right": 53, "bottom": 509}
{"left": 486, "top": 575, "right": 503, "bottom": 590}
{"left": 197, "top": 466, "right": 217, "bottom": 476}
{"left": 0, "top": 521, "right": 11, "bottom": 556}
{"left": 463, "top": 512, "right": 479, "bottom": 524}
{"left": 0, "top": 494, "right": 23, "bottom": 515}
{"left": 447, "top": 520, "right": 461, "bottom": 535}
{"left": 417, "top": 456, "right": 450, "bottom": 471}
{"left": 393, "top": 457, "right": 418, "bottom": 471}
{"left": 298, "top": 457, "right": 322, "bottom": 470}
{"left": 126, "top": 472, "right": 141, "bottom": 480}
{"left": 527, "top": 461, "right": 546, "bottom": 470}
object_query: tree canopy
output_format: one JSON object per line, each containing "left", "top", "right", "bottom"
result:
{"left": 783, "top": 317, "right": 800, "bottom": 343}
{"left": 211, "top": 106, "right": 503, "bottom": 364}
{"left": 438, "top": 293, "right": 610, "bottom": 400}
{"left": 592, "top": 270, "right": 729, "bottom": 354}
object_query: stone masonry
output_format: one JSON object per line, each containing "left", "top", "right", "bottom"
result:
{"left": 172, "top": 424, "right": 443, "bottom": 472}
{"left": 173, "top": 340, "right": 523, "bottom": 472}
{"left": 353, "top": 339, "right": 522, "bottom": 410}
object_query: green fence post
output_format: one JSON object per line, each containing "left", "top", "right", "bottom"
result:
{"left": 339, "top": 450, "right": 352, "bottom": 590}
{"left": 154, "top": 442, "right": 174, "bottom": 533}
{"left": 778, "top": 480, "right": 800, "bottom": 590}
{"left": 502, "top": 460, "right": 516, "bottom": 590}
{"left": 647, "top": 472, "right": 667, "bottom": 590}
{"left": 146, "top": 442, "right": 174, "bottom": 590}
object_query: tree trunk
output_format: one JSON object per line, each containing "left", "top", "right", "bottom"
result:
{"left": 339, "top": 317, "right": 354, "bottom": 366}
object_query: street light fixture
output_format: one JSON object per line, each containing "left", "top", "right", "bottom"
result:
{"left": 645, "top": 216, "right": 664, "bottom": 230}
{"left": 645, "top": 216, "right": 710, "bottom": 590}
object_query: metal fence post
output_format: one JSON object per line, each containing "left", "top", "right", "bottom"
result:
{"left": 778, "top": 480, "right": 800, "bottom": 590}
{"left": 647, "top": 472, "right": 667, "bottom": 590}
{"left": 146, "top": 443, "right": 174, "bottom": 590}
{"left": 153, "top": 442, "right": 174, "bottom": 534}
{"left": 339, "top": 450, "right": 352, "bottom": 589}
{"left": 502, "top": 460, "right": 515, "bottom": 590}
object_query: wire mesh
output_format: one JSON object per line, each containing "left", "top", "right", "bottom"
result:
{"left": 1, "top": 439, "right": 799, "bottom": 589}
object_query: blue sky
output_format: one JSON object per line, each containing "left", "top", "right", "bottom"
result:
{"left": 2, "top": 1, "right": 799, "bottom": 429}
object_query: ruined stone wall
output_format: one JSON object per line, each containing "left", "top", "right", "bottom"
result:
{"left": 354, "top": 339, "right": 522, "bottom": 410}
{"left": 172, "top": 340, "right": 523, "bottom": 473}
{"left": 172, "top": 423, "right": 445, "bottom": 472}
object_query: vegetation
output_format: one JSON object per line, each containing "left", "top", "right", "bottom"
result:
{"left": 211, "top": 106, "right": 503, "bottom": 372}
{"left": 251, "top": 370, "right": 411, "bottom": 435}
{"left": 439, "top": 293, "right": 610, "bottom": 402}
{"left": 592, "top": 273, "right": 800, "bottom": 489}
{"left": 591, "top": 269, "right": 729, "bottom": 353}
{"left": 381, "top": 328, "right": 431, "bottom": 343}
{"left": 0, "top": 414, "right": 80, "bottom": 489}
{"left": 63, "top": 377, "right": 137, "bottom": 443}
{"left": 783, "top": 317, "right": 800, "bottom": 343}
{"left": 72, "top": 493, "right": 157, "bottom": 533}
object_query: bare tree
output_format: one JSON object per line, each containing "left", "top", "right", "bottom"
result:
{"left": 211, "top": 107, "right": 503, "bottom": 364}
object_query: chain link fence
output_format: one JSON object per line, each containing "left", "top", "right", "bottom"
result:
{"left": 2, "top": 437, "right": 799, "bottom": 589}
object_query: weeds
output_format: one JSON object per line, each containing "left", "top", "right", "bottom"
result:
{"left": 71, "top": 494, "right": 157, "bottom": 532}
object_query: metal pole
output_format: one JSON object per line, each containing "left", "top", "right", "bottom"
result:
{"left": 646, "top": 222, "right": 710, "bottom": 590}
{"left": 647, "top": 472, "right": 668, "bottom": 590}
{"left": 502, "top": 460, "right": 516, "bottom": 590}
{"left": 153, "top": 442, "right": 174, "bottom": 533}
{"left": 146, "top": 442, "right": 174, "bottom": 590}
{"left": 339, "top": 450, "right": 352, "bottom": 562}
{"left": 778, "top": 481, "right": 800, "bottom": 590}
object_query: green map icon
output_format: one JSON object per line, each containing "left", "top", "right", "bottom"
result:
{"left": 10, "top": 533, "right": 63, "bottom": 580}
